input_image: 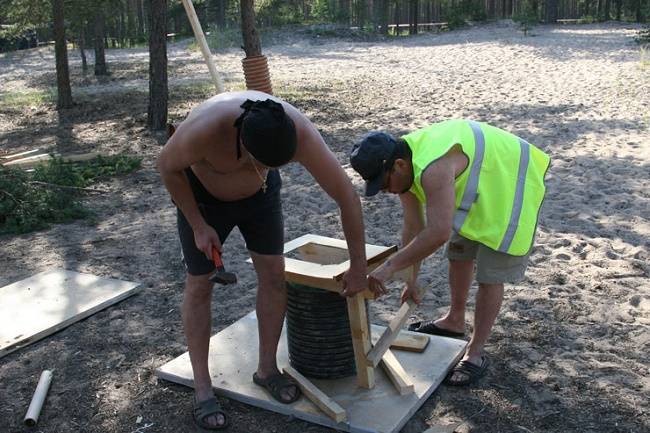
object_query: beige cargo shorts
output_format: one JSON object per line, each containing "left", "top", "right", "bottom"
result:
{"left": 445, "top": 232, "right": 531, "bottom": 284}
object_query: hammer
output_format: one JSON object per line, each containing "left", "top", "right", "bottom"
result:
{"left": 209, "top": 247, "right": 237, "bottom": 285}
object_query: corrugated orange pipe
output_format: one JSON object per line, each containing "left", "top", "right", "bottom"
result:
{"left": 242, "top": 55, "right": 273, "bottom": 95}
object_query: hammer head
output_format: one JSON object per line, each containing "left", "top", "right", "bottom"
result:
{"left": 209, "top": 268, "right": 237, "bottom": 285}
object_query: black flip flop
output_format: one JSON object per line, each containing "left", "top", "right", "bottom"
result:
{"left": 193, "top": 396, "right": 228, "bottom": 430}
{"left": 253, "top": 372, "right": 301, "bottom": 404}
{"left": 444, "top": 356, "right": 490, "bottom": 386}
{"left": 408, "top": 320, "right": 465, "bottom": 338}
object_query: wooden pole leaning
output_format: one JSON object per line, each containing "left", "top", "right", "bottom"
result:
{"left": 365, "top": 279, "right": 425, "bottom": 368}
{"left": 284, "top": 366, "right": 347, "bottom": 423}
{"left": 180, "top": 0, "right": 224, "bottom": 93}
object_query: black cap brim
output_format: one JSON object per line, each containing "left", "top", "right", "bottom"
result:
{"left": 364, "top": 174, "right": 384, "bottom": 197}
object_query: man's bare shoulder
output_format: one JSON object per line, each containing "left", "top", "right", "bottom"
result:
{"left": 423, "top": 145, "right": 468, "bottom": 179}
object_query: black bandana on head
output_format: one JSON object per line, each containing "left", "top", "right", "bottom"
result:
{"left": 233, "top": 99, "right": 256, "bottom": 160}
{"left": 232, "top": 99, "right": 298, "bottom": 167}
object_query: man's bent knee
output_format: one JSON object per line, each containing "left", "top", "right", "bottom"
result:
{"left": 251, "top": 254, "right": 285, "bottom": 292}
{"left": 185, "top": 273, "right": 213, "bottom": 298}
{"left": 477, "top": 282, "right": 504, "bottom": 291}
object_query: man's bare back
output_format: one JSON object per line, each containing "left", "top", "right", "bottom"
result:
{"left": 169, "top": 91, "right": 301, "bottom": 201}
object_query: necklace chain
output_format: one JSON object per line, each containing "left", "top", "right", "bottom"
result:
{"left": 251, "top": 159, "right": 267, "bottom": 193}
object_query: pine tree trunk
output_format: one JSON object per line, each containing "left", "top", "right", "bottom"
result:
{"left": 147, "top": 0, "right": 168, "bottom": 130}
{"left": 217, "top": 0, "right": 227, "bottom": 28}
{"left": 635, "top": 0, "right": 642, "bottom": 21}
{"left": 240, "top": 0, "right": 261, "bottom": 57}
{"left": 409, "top": 0, "right": 418, "bottom": 35}
{"left": 381, "top": 0, "right": 390, "bottom": 34}
{"left": 94, "top": 7, "right": 108, "bottom": 76}
{"left": 545, "top": 0, "right": 558, "bottom": 22}
{"left": 53, "top": 0, "right": 73, "bottom": 109}
{"left": 597, "top": 0, "right": 603, "bottom": 19}
{"left": 341, "top": 0, "right": 351, "bottom": 24}
{"left": 137, "top": 0, "right": 146, "bottom": 38}
{"left": 126, "top": 0, "right": 135, "bottom": 46}
{"left": 394, "top": 0, "right": 400, "bottom": 35}
{"left": 78, "top": 28, "right": 88, "bottom": 72}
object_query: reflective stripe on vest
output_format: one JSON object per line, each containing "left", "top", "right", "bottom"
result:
{"left": 452, "top": 120, "right": 485, "bottom": 233}
{"left": 498, "top": 138, "right": 531, "bottom": 253}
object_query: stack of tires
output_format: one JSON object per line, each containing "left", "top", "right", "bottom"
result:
{"left": 285, "top": 283, "right": 357, "bottom": 379}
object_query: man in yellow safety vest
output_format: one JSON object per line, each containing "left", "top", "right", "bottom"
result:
{"left": 350, "top": 119, "right": 550, "bottom": 386}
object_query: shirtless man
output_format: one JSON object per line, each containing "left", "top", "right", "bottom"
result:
{"left": 158, "top": 91, "right": 368, "bottom": 430}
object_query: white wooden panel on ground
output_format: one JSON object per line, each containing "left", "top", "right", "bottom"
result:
{"left": 0, "top": 269, "right": 141, "bottom": 358}
{"left": 156, "top": 311, "right": 466, "bottom": 433}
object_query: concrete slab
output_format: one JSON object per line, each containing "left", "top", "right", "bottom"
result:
{"left": 156, "top": 311, "right": 466, "bottom": 433}
{"left": 0, "top": 269, "right": 141, "bottom": 358}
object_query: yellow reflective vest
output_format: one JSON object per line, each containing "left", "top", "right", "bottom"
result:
{"left": 403, "top": 120, "right": 550, "bottom": 256}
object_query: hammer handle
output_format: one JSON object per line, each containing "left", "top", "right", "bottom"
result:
{"left": 212, "top": 246, "right": 224, "bottom": 269}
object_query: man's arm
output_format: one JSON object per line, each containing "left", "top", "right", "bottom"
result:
{"left": 293, "top": 121, "right": 368, "bottom": 296}
{"left": 368, "top": 159, "right": 456, "bottom": 292}
{"left": 398, "top": 192, "right": 425, "bottom": 301}
{"left": 157, "top": 118, "right": 220, "bottom": 258}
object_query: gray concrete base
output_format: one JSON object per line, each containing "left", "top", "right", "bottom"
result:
{"left": 155, "top": 311, "right": 466, "bottom": 433}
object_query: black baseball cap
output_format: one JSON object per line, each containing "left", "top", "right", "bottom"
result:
{"left": 235, "top": 99, "right": 297, "bottom": 167}
{"left": 350, "top": 131, "right": 398, "bottom": 196}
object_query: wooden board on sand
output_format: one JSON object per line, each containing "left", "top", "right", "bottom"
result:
{"left": 0, "top": 269, "right": 141, "bottom": 359}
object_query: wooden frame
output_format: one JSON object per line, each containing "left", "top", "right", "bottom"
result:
{"left": 280, "top": 234, "right": 397, "bottom": 296}
{"left": 278, "top": 234, "right": 416, "bottom": 395}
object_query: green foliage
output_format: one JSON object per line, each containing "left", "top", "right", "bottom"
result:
{"left": 0, "top": 90, "right": 54, "bottom": 109}
{"left": 2, "top": 0, "right": 49, "bottom": 31}
{"left": 441, "top": 0, "right": 486, "bottom": 29}
{"left": 204, "top": 26, "right": 242, "bottom": 51}
{"left": 468, "top": 0, "right": 488, "bottom": 21}
{"left": 444, "top": 5, "right": 468, "bottom": 30}
{"left": 256, "top": 0, "right": 302, "bottom": 26}
{"left": 580, "top": 15, "right": 597, "bottom": 24}
{"left": 72, "top": 155, "right": 142, "bottom": 182}
{"left": 0, "top": 155, "right": 141, "bottom": 234}
{"left": 513, "top": 0, "right": 538, "bottom": 36}
{"left": 312, "top": 0, "right": 333, "bottom": 23}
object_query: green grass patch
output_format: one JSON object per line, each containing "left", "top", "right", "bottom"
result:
{"left": 0, "top": 89, "right": 55, "bottom": 109}
{"left": 0, "top": 155, "right": 141, "bottom": 235}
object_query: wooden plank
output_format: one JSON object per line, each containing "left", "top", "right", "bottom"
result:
{"left": 0, "top": 270, "right": 141, "bottom": 359}
{"left": 380, "top": 349, "right": 414, "bottom": 395}
{"left": 256, "top": 235, "right": 397, "bottom": 299}
{"left": 283, "top": 366, "right": 347, "bottom": 423}
{"left": 2, "top": 152, "right": 100, "bottom": 168}
{"left": 366, "top": 280, "right": 424, "bottom": 367}
{"left": 370, "top": 325, "right": 430, "bottom": 353}
{"left": 180, "top": 0, "right": 224, "bottom": 93}
{"left": 296, "top": 242, "right": 350, "bottom": 265}
{"left": 389, "top": 332, "right": 429, "bottom": 353}
{"left": 346, "top": 294, "right": 374, "bottom": 389}
{"left": 1, "top": 148, "right": 43, "bottom": 161}
{"left": 2, "top": 153, "right": 51, "bottom": 166}
{"left": 366, "top": 301, "right": 414, "bottom": 367}
{"left": 386, "top": 22, "right": 448, "bottom": 29}
{"left": 284, "top": 249, "right": 395, "bottom": 295}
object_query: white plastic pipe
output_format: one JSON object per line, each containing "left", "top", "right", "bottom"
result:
{"left": 24, "top": 370, "right": 53, "bottom": 427}
{"left": 180, "top": 0, "right": 225, "bottom": 93}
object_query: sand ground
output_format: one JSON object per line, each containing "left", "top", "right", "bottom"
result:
{"left": 0, "top": 20, "right": 648, "bottom": 433}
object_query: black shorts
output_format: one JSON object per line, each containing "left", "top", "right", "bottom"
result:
{"left": 177, "top": 168, "right": 284, "bottom": 276}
